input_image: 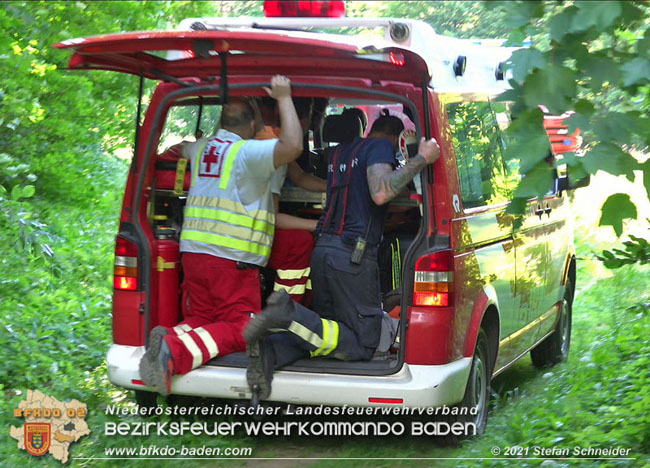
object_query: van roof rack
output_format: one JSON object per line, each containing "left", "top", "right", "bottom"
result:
{"left": 177, "top": 17, "right": 521, "bottom": 94}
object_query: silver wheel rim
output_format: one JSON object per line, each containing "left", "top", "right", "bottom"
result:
{"left": 559, "top": 299, "right": 570, "bottom": 355}
{"left": 471, "top": 350, "right": 487, "bottom": 426}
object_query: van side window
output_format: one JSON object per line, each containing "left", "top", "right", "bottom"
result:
{"left": 490, "top": 101, "right": 521, "bottom": 181}
{"left": 446, "top": 101, "right": 510, "bottom": 208}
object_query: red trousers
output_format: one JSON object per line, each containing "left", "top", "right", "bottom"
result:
{"left": 267, "top": 229, "right": 314, "bottom": 303}
{"left": 164, "top": 253, "right": 261, "bottom": 375}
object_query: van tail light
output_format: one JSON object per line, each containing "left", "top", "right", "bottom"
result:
{"left": 389, "top": 51, "right": 405, "bottom": 66}
{"left": 357, "top": 52, "right": 407, "bottom": 67}
{"left": 114, "top": 236, "right": 138, "bottom": 291}
{"left": 264, "top": 1, "right": 345, "bottom": 18}
{"left": 413, "top": 250, "right": 453, "bottom": 307}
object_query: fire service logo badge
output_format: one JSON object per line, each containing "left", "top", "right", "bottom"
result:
{"left": 25, "top": 422, "right": 51, "bottom": 456}
{"left": 11, "top": 390, "right": 90, "bottom": 464}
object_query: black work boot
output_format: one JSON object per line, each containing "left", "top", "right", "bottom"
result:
{"left": 246, "top": 337, "right": 275, "bottom": 400}
{"left": 144, "top": 326, "right": 169, "bottom": 362}
{"left": 139, "top": 327, "right": 175, "bottom": 396}
{"left": 243, "top": 290, "right": 295, "bottom": 343}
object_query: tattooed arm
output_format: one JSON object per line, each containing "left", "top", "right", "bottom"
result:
{"left": 367, "top": 156, "right": 428, "bottom": 205}
{"left": 367, "top": 138, "right": 441, "bottom": 206}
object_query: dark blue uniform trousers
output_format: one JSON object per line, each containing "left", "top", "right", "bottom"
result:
{"left": 270, "top": 234, "right": 384, "bottom": 367}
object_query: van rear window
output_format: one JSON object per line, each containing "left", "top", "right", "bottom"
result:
{"left": 158, "top": 100, "right": 222, "bottom": 152}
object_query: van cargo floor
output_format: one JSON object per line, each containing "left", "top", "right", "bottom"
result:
{"left": 206, "top": 351, "right": 400, "bottom": 376}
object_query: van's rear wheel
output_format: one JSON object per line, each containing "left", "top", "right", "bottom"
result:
{"left": 439, "top": 329, "right": 491, "bottom": 445}
{"left": 135, "top": 390, "right": 158, "bottom": 415}
{"left": 463, "top": 329, "right": 490, "bottom": 435}
{"left": 530, "top": 278, "right": 573, "bottom": 368}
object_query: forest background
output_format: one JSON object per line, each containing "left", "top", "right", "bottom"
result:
{"left": 1, "top": 1, "right": 649, "bottom": 467}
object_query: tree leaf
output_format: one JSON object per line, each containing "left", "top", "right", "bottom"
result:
{"left": 643, "top": 159, "right": 650, "bottom": 198}
{"left": 581, "top": 143, "right": 640, "bottom": 180}
{"left": 514, "top": 160, "right": 555, "bottom": 200}
{"left": 638, "top": 30, "right": 650, "bottom": 58}
{"left": 601, "top": 250, "right": 615, "bottom": 259}
{"left": 505, "top": 29, "right": 528, "bottom": 47}
{"left": 583, "top": 55, "right": 621, "bottom": 91}
{"left": 620, "top": 2, "right": 645, "bottom": 25}
{"left": 592, "top": 112, "right": 643, "bottom": 144}
{"left": 11, "top": 185, "right": 22, "bottom": 200}
{"left": 22, "top": 185, "right": 35, "bottom": 198}
{"left": 509, "top": 48, "right": 546, "bottom": 83}
{"left": 565, "top": 113, "right": 591, "bottom": 136}
{"left": 599, "top": 193, "right": 638, "bottom": 237}
{"left": 558, "top": 152, "right": 580, "bottom": 166}
{"left": 548, "top": 7, "right": 577, "bottom": 42}
{"left": 504, "top": 1, "right": 545, "bottom": 29}
{"left": 571, "top": 1, "right": 622, "bottom": 33}
{"left": 522, "top": 66, "right": 576, "bottom": 115}
{"left": 502, "top": 109, "right": 551, "bottom": 173}
{"left": 565, "top": 100, "right": 595, "bottom": 134}
{"left": 620, "top": 57, "right": 650, "bottom": 87}
{"left": 496, "top": 80, "right": 527, "bottom": 116}
{"left": 505, "top": 196, "right": 528, "bottom": 216}
{"left": 567, "top": 162, "right": 589, "bottom": 186}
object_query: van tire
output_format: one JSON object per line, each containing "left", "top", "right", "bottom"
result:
{"left": 438, "top": 328, "right": 491, "bottom": 445}
{"left": 530, "top": 278, "right": 573, "bottom": 368}
{"left": 135, "top": 390, "right": 158, "bottom": 415}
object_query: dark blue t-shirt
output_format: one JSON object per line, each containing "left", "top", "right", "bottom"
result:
{"left": 316, "top": 137, "right": 396, "bottom": 246}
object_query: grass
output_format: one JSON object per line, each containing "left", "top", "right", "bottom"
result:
{"left": 1, "top": 170, "right": 649, "bottom": 467}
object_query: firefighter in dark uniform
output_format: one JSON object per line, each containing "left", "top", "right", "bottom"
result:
{"left": 244, "top": 111, "right": 441, "bottom": 399}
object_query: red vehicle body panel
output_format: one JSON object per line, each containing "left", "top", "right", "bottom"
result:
{"left": 404, "top": 306, "right": 455, "bottom": 364}
{"left": 112, "top": 291, "right": 145, "bottom": 345}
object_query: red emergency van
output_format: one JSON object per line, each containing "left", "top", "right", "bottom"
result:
{"left": 55, "top": 2, "right": 583, "bottom": 438}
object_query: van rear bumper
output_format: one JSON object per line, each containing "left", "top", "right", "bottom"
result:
{"left": 107, "top": 344, "right": 472, "bottom": 408}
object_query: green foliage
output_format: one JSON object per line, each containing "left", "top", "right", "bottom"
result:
{"left": 598, "top": 232, "right": 650, "bottom": 269}
{"left": 446, "top": 101, "right": 519, "bottom": 208}
{"left": 508, "top": 48, "right": 545, "bottom": 83}
{"left": 346, "top": 1, "right": 511, "bottom": 39}
{"left": 494, "top": 1, "right": 650, "bottom": 239}
{"left": 522, "top": 65, "right": 576, "bottom": 114}
{"left": 644, "top": 160, "right": 650, "bottom": 200}
{"left": 0, "top": 0, "right": 232, "bottom": 391}
{"left": 599, "top": 193, "right": 638, "bottom": 237}
{"left": 582, "top": 143, "right": 640, "bottom": 180}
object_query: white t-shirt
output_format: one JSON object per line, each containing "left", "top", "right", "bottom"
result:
{"left": 270, "top": 164, "right": 289, "bottom": 195}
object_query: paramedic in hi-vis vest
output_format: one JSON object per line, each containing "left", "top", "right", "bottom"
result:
{"left": 139, "top": 75, "right": 303, "bottom": 395}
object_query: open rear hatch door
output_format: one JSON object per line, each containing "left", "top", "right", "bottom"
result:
{"left": 54, "top": 30, "right": 429, "bottom": 85}
{"left": 56, "top": 29, "right": 429, "bottom": 377}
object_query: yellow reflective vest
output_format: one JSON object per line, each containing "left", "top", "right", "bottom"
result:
{"left": 180, "top": 130, "right": 277, "bottom": 266}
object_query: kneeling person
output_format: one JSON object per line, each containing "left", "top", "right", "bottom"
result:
{"left": 244, "top": 113, "right": 441, "bottom": 399}
{"left": 139, "top": 75, "right": 303, "bottom": 395}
